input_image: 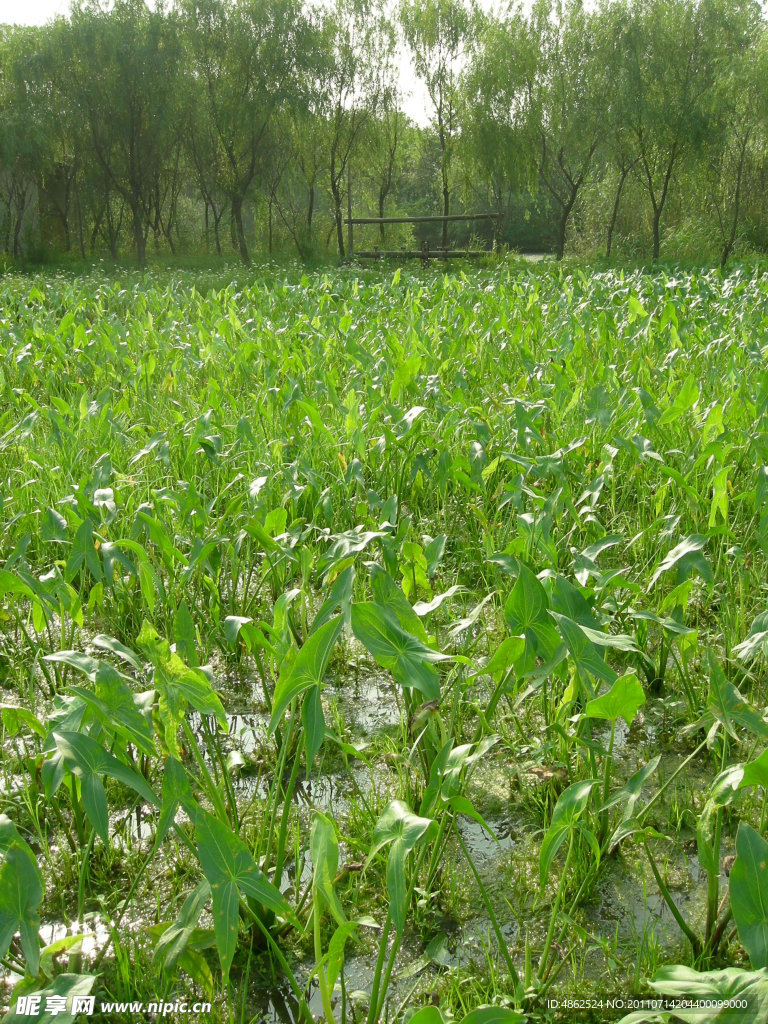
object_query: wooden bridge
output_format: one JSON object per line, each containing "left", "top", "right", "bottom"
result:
{"left": 345, "top": 181, "right": 499, "bottom": 261}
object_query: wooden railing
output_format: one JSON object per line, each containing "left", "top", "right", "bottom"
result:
{"left": 345, "top": 182, "right": 499, "bottom": 261}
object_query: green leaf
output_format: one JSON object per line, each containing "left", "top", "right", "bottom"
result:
{"left": 67, "top": 662, "right": 154, "bottom": 756}
{"left": 0, "top": 818, "right": 43, "bottom": 976}
{"left": 483, "top": 636, "right": 526, "bottom": 679}
{"left": 658, "top": 373, "right": 699, "bottom": 426}
{"left": 311, "top": 812, "right": 346, "bottom": 927}
{"left": 707, "top": 652, "right": 768, "bottom": 742}
{"left": 424, "top": 534, "right": 447, "bottom": 577}
{"left": 602, "top": 756, "right": 661, "bottom": 820}
{"left": 311, "top": 564, "right": 355, "bottom": 632}
{"left": 351, "top": 602, "right": 448, "bottom": 701}
{"left": 540, "top": 780, "right": 596, "bottom": 888}
{"left": 406, "top": 1009, "right": 446, "bottom": 1024}
{"left": 92, "top": 634, "right": 143, "bottom": 673}
{"left": 325, "top": 918, "right": 367, "bottom": 993}
{"left": 366, "top": 801, "right": 436, "bottom": 935}
{"left": 462, "top": 1011, "right": 526, "bottom": 1024}
{"left": 394, "top": 405, "right": 426, "bottom": 439}
{"left": 153, "top": 880, "right": 211, "bottom": 972}
{"left": 616, "top": 964, "right": 768, "bottom": 1023}
{"left": 155, "top": 756, "right": 197, "bottom": 850}
{"left": 504, "top": 563, "right": 561, "bottom": 670}
{"left": 0, "top": 704, "right": 46, "bottom": 739}
{"left": 609, "top": 817, "right": 667, "bottom": 849}
{"left": 551, "top": 612, "right": 617, "bottom": 690}
{"left": 44, "top": 650, "right": 100, "bottom": 680}
{"left": 697, "top": 765, "right": 745, "bottom": 874}
{"left": 650, "top": 535, "right": 711, "bottom": 588}
{"left": 628, "top": 293, "right": 648, "bottom": 319}
{"left": 302, "top": 685, "right": 325, "bottom": 772}
{"left": 6, "top": 974, "right": 95, "bottom": 1024}
{"left": 413, "top": 585, "right": 463, "bottom": 617}
{"left": 269, "top": 616, "right": 343, "bottom": 731}
{"left": 137, "top": 620, "right": 226, "bottom": 754}
{"left": 195, "top": 810, "right": 294, "bottom": 980}
{"left": 52, "top": 730, "right": 159, "bottom": 842}
{"left": 370, "top": 565, "right": 428, "bottom": 640}
{"left": 733, "top": 609, "right": 768, "bottom": 664}
{"left": 585, "top": 673, "right": 645, "bottom": 726}
{"left": 730, "top": 824, "right": 768, "bottom": 969}
{"left": 224, "top": 615, "right": 252, "bottom": 646}
{"left": 174, "top": 601, "right": 199, "bottom": 666}
{"left": 741, "top": 749, "right": 768, "bottom": 791}
{"left": 38, "top": 933, "right": 86, "bottom": 980}
{"left": 100, "top": 540, "right": 137, "bottom": 585}
{"left": 65, "top": 517, "right": 102, "bottom": 582}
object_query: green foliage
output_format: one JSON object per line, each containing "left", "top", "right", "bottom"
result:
{"left": 195, "top": 810, "right": 295, "bottom": 980}
{"left": 367, "top": 800, "right": 437, "bottom": 934}
{"left": 585, "top": 672, "right": 646, "bottom": 727}
{"left": 1, "top": 260, "right": 768, "bottom": 1020}
{"left": 730, "top": 824, "right": 768, "bottom": 970}
{"left": 618, "top": 965, "right": 768, "bottom": 1023}
{"left": 3, "top": 0, "right": 768, "bottom": 264}
{"left": 351, "top": 602, "right": 449, "bottom": 701}
{"left": 0, "top": 817, "right": 43, "bottom": 977}
{"left": 539, "top": 780, "right": 597, "bottom": 889}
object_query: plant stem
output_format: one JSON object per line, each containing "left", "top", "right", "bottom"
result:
{"left": 181, "top": 717, "right": 229, "bottom": 823}
{"left": 455, "top": 826, "right": 523, "bottom": 997}
{"left": 642, "top": 838, "right": 701, "bottom": 957}
{"left": 274, "top": 735, "right": 303, "bottom": 891}
{"left": 314, "top": 896, "right": 335, "bottom": 1024}
{"left": 599, "top": 721, "right": 616, "bottom": 845}
{"left": 537, "top": 831, "right": 575, "bottom": 984}
{"left": 366, "top": 911, "right": 391, "bottom": 1024}
{"left": 637, "top": 738, "right": 708, "bottom": 824}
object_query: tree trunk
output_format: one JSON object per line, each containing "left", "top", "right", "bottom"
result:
{"left": 231, "top": 193, "right": 250, "bottom": 264}
{"left": 75, "top": 189, "right": 86, "bottom": 259}
{"left": 555, "top": 190, "right": 577, "bottom": 260}
{"left": 644, "top": 148, "right": 676, "bottom": 263}
{"left": 651, "top": 209, "right": 661, "bottom": 262}
{"left": 721, "top": 132, "right": 749, "bottom": 268}
{"left": 331, "top": 180, "right": 345, "bottom": 260}
{"left": 555, "top": 214, "right": 567, "bottom": 260}
{"left": 90, "top": 208, "right": 103, "bottom": 254}
{"left": 379, "top": 189, "right": 386, "bottom": 243}
{"left": 606, "top": 165, "right": 630, "bottom": 259}
{"left": 12, "top": 214, "right": 24, "bottom": 265}
{"left": 441, "top": 174, "right": 449, "bottom": 250}
{"left": 213, "top": 208, "right": 222, "bottom": 256}
{"left": 131, "top": 202, "right": 146, "bottom": 268}
{"left": 2, "top": 197, "right": 10, "bottom": 254}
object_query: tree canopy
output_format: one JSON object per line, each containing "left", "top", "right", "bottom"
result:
{"left": 1, "top": 0, "right": 767, "bottom": 265}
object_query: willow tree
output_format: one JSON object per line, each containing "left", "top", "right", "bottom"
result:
{"left": 612, "top": 0, "right": 720, "bottom": 260}
{"left": 400, "top": 0, "right": 476, "bottom": 248}
{"left": 0, "top": 26, "right": 52, "bottom": 263}
{"left": 460, "top": 6, "right": 537, "bottom": 233}
{"left": 180, "top": 0, "right": 307, "bottom": 263}
{"left": 527, "top": 0, "right": 605, "bottom": 259}
{"left": 61, "top": 0, "right": 185, "bottom": 267}
{"left": 698, "top": 0, "right": 766, "bottom": 265}
{"left": 314, "top": 0, "right": 390, "bottom": 259}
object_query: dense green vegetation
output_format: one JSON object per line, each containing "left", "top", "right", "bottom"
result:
{"left": 2, "top": 0, "right": 768, "bottom": 268}
{"left": 2, "top": 258, "right": 768, "bottom": 1022}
